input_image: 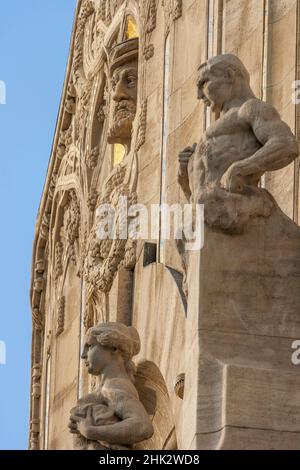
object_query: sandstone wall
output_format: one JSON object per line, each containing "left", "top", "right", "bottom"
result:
{"left": 29, "top": 0, "right": 300, "bottom": 450}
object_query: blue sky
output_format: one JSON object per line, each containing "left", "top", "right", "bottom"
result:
{"left": 0, "top": 0, "right": 77, "bottom": 450}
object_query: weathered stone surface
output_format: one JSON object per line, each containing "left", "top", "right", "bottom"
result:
{"left": 30, "top": 0, "right": 300, "bottom": 451}
{"left": 179, "top": 53, "right": 300, "bottom": 450}
{"left": 182, "top": 216, "right": 300, "bottom": 449}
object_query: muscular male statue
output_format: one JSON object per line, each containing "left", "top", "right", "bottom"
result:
{"left": 178, "top": 54, "right": 298, "bottom": 232}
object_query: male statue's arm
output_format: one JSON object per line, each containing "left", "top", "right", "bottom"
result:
{"left": 177, "top": 143, "right": 197, "bottom": 200}
{"left": 221, "top": 100, "right": 299, "bottom": 192}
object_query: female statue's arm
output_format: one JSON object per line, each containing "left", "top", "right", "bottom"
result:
{"left": 77, "top": 397, "right": 153, "bottom": 445}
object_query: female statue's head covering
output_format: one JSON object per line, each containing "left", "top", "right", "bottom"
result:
{"left": 87, "top": 322, "right": 141, "bottom": 360}
{"left": 86, "top": 322, "right": 140, "bottom": 383}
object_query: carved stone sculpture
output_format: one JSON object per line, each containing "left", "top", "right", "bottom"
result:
{"left": 68, "top": 322, "right": 154, "bottom": 450}
{"left": 178, "top": 54, "right": 300, "bottom": 450}
{"left": 178, "top": 54, "right": 298, "bottom": 233}
{"left": 83, "top": 38, "right": 139, "bottom": 325}
{"left": 107, "top": 37, "right": 139, "bottom": 151}
{"left": 84, "top": 162, "right": 137, "bottom": 296}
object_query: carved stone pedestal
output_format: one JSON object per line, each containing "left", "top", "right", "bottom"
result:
{"left": 182, "top": 202, "right": 300, "bottom": 450}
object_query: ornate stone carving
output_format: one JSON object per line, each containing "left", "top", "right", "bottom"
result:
{"left": 143, "top": 43, "right": 154, "bottom": 61}
{"left": 30, "top": 419, "right": 40, "bottom": 450}
{"left": 48, "top": 173, "right": 57, "bottom": 201}
{"left": 173, "top": 0, "right": 183, "bottom": 20}
{"left": 67, "top": 81, "right": 76, "bottom": 100}
{"left": 40, "top": 212, "right": 50, "bottom": 240}
{"left": 99, "top": 0, "right": 107, "bottom": 23}
{"left": 32, "top": 307, "right": 44, "bottom": 331}
{"left": 83, "top": 37, "right": 140, "bottom": 312}
{"left": 33, "top": 277, "right": 44, "bottom": 295}
{"left": 135, "top": 99, "right": 147, "bottom": 152}
{"left": 162, "top": 0, "right": 182, "bottom": 28}
{"left": 65, "top": 97, "right": 76, "bottom": 115}
{"left": 98, "top": 0, "right": 125, "bottom": 26}
{"left": 107, "top": 38, "right": 139, "bottom": 150}
{"left": 87, "top": 189, "right": 99, "bottom": 212}
{"left": 75, "top": 82, "right": 92, "bottom": 142}
{"left": 86, "top": 146, "right": 99, "bottom": 170}
{"left": 54, "top": 241, "right": 63, "bottom": 280}
{"left": 97, "top": 103, "right": 107, "bottom": 123}
{"left": 56, "top": 143, "right": 66, "bottom": 161}
{"left": 63, "top": 190, "right": 80, "bottom": 263}
{"left": 35, "top": 259, "right": 45, "bottom": 275}
{"left": 84, "top": 163, "right": 137, "bottom": 300}
{"left": 60, "top": 127, "right": 73, "bottom": 155}
{"left": 69, "top": 323, "right": 154, "bottom": 450}
{"left": 32, "top": 364, "right": 42, "bottom": 399}
{"left": 31, "top": 9, "right": 145, "bottom": 451}
{"left": 80, "top": 0, "right": 95, "bottom": 23}
{"left": 178, "top": 54, "right": 298, "bottom": 234}
{"left": 174, "top": 373, "right": 185, "bottom": 400}
{"left": 64, "top": 192, "right": 80, "bottom": 245}
{"left": 146, "top": 0, "right": 157, "bottom": 33}
{"left": 55, "top": 296, "right": 66, "bottom": 337}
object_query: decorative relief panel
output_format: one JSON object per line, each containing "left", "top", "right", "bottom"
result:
{"left": 54, "top": 241, "right": 63, "bottom": 281}
{"left": 143, "top": 0, "right": 157, "bottom": 34}
{"left": 63, "top": 190, "right": 81, "bottom": 264}
{"left": 162, "top": 0, "right": 183, "bottom": 30}
{"left": 55, "top": 296, "right": 66, "bottom": 337}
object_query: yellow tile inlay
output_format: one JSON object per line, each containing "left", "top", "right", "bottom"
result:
{"left": 126, "top": 16, "right": 138, "bottom": 39}
{"left": 113, "top": 144, "right": 126, "bottom": 166}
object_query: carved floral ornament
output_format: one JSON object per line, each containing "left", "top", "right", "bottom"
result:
{"left": 84, "top": 161, "right": 137, "bottom": 297}
{"left": 162, "top": 0, "right": 183, "bottom": 25}
{"left": 46, "top": 189, "right": 82, "bottom": 340}
{"left": 52, "top": 189, "right": 81, "bottom": 278}
{"left": 65, "top": 191, "right": 80, "bottom": 236}
{"left": 54, "top": 241, "right": 63, "bottom": 280}
{"left": 56, "top": 296, "right": 66, "bottom": 337}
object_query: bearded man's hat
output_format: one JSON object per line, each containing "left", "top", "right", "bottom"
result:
{"left": 109, "top": 37, "right": 139, "bottom": 74}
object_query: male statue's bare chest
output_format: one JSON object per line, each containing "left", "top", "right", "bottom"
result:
{"left": 191, "top": 108, "right": 257, "bottom": 186}
{"left": 204, "top": 107, "right": 248, "bottom": 141}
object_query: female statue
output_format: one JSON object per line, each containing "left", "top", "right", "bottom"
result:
{"left": 68, "top": 322, "right": 153, "bottom": 450}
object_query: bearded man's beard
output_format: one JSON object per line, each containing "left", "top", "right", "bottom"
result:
{"left": 108, "top": 100, "right": 136, "bottom": 143}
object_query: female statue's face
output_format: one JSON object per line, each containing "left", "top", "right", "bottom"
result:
{"left": 81, "top": 335, "right": 114, "bottom": 375}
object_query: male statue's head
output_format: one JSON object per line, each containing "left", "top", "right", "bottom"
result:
{"left": 107, "top": 38, "right": 139, "bottom": 150}
{"left": 81, "top": 322, "right": 140, "bottom": 381}
{"left": 197, "top": 54, "right": 254, "bottom": 114}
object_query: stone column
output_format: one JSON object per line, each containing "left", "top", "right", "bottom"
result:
{"left": 182, "top": 203, "right": 300, "bottom": 449}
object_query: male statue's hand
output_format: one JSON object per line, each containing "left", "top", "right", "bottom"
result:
{"left": 177, "top": 143, "right": 196, "bottom": 200}
{"left": 178, "top": 143, "right": 197, "bottom": 167}
{"left": 220, "top": 163, "right": 246, "bottom": 194}
{"left": 178, "top": 143, "right": 197, "bottom": 185}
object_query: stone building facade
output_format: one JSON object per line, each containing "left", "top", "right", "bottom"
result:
{"left": 30, "top": 0, "right": 300, "bottom": 450}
